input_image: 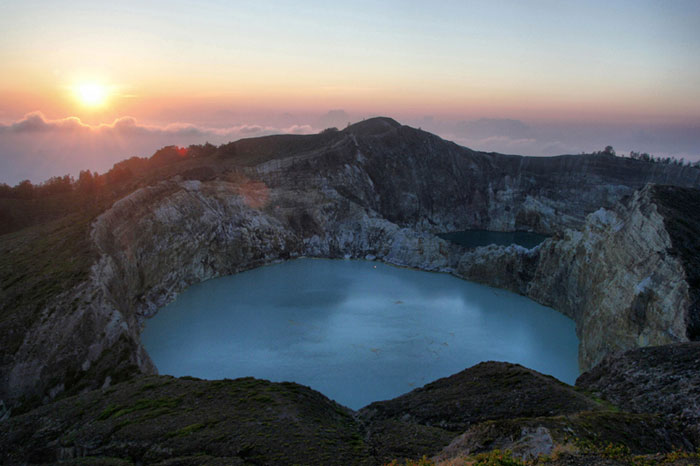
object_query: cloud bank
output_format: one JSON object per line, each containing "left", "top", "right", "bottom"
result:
{"left": 0, "top": 112, "right": 315, "bottom": 184}
{"left": 410, "top": 117, "right": 700, "bottom": 164}
{"left": 1, "top": 111, "right": 698, "bottom": 185}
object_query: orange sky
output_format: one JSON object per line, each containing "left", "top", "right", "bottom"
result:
{"left": 2, "top": 1, "right": 699, "bottom": 127}
{"left": 1, "top": 1, "right": 699, "bottom": 184}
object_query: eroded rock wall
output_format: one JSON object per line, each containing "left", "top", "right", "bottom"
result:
{"left": 457, "top": 185, "right": 694, "bottom": 370}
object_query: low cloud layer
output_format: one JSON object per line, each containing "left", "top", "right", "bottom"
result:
{"left": 0, "top": 112, "right": 315, "bottom": 184}
{"left": 410, "top": 117, "right": 700, "bottom": 163}
{"left": 1, "top": 111, "right": 698, "bottom": 185}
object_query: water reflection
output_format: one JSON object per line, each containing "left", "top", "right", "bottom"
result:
{"left": 142, "top": 258, "right": 578, "bottom": 409}
{"left": 439, "top": 230, "right": 548, "bottom": 249}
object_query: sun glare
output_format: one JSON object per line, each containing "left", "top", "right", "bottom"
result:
{"left": 75, "top": 83, "right": 107, "bottom": 107}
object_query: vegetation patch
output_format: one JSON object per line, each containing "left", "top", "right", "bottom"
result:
{"left": 98, "top": 397, "right": 181, "bottom": 420}
{"left": 167, "top": 423, "right": 205, "bottom": 438}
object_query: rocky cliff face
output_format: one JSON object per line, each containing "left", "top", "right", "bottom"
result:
{"left": 1, "top": 117, "right": 699, "bottom": 410}
{"left": 457, "top": 184, "right": 698, "bottom": 370}
{"left": 246, "top": 118, "right": 700, "bottom": 236}
{"left": 532, "top": 185, "right": 692, "bottom": 369}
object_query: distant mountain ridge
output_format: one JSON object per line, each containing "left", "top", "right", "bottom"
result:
{"left": 2, "top": 116, "right": 699, "bottom": 235}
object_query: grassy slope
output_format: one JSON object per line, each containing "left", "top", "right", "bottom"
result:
{"left": 0, "top": 212, "right": 98, "bottom": 357}
{"left": 1, "top": 365, "right": 695, "bottom": 465}
{"left": 0, "top": 375, "right": 373, "bottom": 466}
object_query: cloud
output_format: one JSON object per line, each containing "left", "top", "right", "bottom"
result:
{"left": 315, "top": 109, "right": 351, "bottom": 129}
{"left": 283, "top": 124, "right": 315, "bottom": 134}
{"left": 413, "top": 116, "right": 700, "bottom": 161}
{"left": 455, "top": 118, "right": 531, "bottom": 140}
{"left": 0, "top": 112, "right": 91, "bottom": 133}
{"left": 0, "top": 112, "right": 317, "bottom": 184}
{"left": 1, "top": 112, "right": 698, "bottom": 186}
{"left": 0, "top": 112, "right": 304, "bottom": 140}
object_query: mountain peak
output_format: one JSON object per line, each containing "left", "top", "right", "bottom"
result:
{"left": 344, "top": 117, "right": 402, "bottom": 135}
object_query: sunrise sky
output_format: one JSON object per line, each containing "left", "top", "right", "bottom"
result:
{"left": 1, "top": 0, "right": 699, "bottom": 183}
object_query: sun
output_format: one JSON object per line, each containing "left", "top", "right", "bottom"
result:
{"left": 75, "top": 83, "right": 108, "bottom": 107}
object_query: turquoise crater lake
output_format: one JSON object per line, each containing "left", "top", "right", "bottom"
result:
{"left": 141, "top": 259, "right": 579, "bottom": 409}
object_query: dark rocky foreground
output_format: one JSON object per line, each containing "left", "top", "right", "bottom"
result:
{"left": 578, "top": 342, "right": 700, "bottom": 439}
{"left": 1, "top": 360, "right": 698, "bottom": 465}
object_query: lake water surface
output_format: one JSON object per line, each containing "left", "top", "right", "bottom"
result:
{"left": 142, "top": 259, "right": 578, "bottom": 409}
{"left": 438, "top": 230, "right": 548, "bottom": 249}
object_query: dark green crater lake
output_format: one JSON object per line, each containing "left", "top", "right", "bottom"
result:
{"left": 438, "top": 230, "right": 548, "bottom": 249}
{"left": 141, "top": 259, "right": 578, "bottom": 409}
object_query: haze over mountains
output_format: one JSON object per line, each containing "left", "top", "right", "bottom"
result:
{"left": 2, "top": 110, "right": 699, "bottom": 186}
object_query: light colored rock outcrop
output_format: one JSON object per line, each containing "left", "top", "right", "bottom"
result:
{"left": 457, "top": 185, "right": 693, "bottom": 370}
{"left": 532, "top": 187, "right": 689, "bottom": 369}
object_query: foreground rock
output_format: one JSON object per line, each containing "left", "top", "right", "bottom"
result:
{"left": 360, "top": 362, "right": 603, "bottom": 432}
{"left": 1, "top": 362, "right": 695, "bottom": 465}
{"left": 436, "top": 411, "right": 693, "bottom": 463}
{"left": 358, "top": 362, "right": 606, "bottom": 462}
{"left": 0, "top": 375, "right": 373, "bottom": 466}
{"left": 577, "top": 342, "right": 700, "bottom": 441}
